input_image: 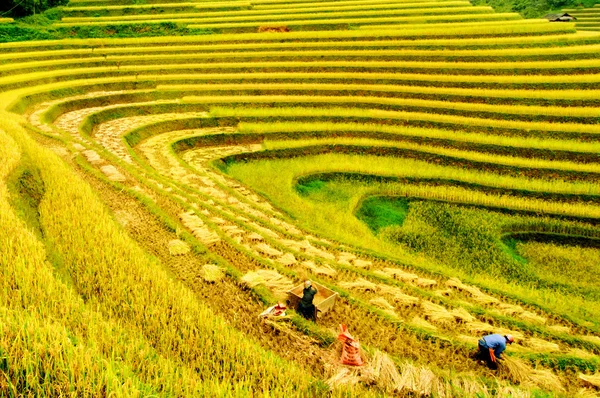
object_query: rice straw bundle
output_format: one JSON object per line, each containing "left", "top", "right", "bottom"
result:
{"left": 519, "top": 310, "right": 547, "bottom": 325}
{"left": 254, "top": 242, "right": 283, "bottom": 257}
{"left": 168, "top": 239, "right": 190, "bottom": 256}
{"left": 528, "top": 368, "right": 565, "bottom": 392}
{"left": 446, "top": 278, "right": 498, "bottom": 304}
{"left": 369, "top": 297, "right": 397, "bottom": 317}
{"left": 414, "top": 278, "right": 437, "bottom": 288}
{"left": 327, "top": 368, "right": 361, "bottom": 390}
{"left": 241, "top": 269, "right": 294, "bottom": 295}
{"left": 199, "top": 264, "right": 224, "bottom": 282}
{"left": 277, "top": 253, "right": 297, "bottom": 266}
{"left": 548, "top": 324, "right": 570, "bottom": 334}
{"left": 378, "top": 285, "right": 419, "bottom": 306}
{"left": 306, "top": 246, "right": 336, "bottom": 260}
{"left": 465, "top": 321, "right": 495, "bottom": 334}
{"left": 369, "top": 350, "right": 403, "bottom": 393}
{"left": 575, "top": 388, "right": 600, "bottom": 398}
{"left": 499, "top": 357, "right": 564, "bottom": 392}
{"left": 524, "top": 338, "right": 560, "bottom": 352}
{"left": 100, "top": 165, "right": 126, "bottom": 182}
{"left": 340, "top": 278, "right": 378, "bottom": 293}
{"left": 497, "top": 303, "right": 525, "bottom": 316}
{"left": 301, "top": 260, "right": 337, "bottom": 276}
{"left": 399, "top": 361, "right": 438, "bottom": 396}
{"left": 579, "top": 373, "right": 600, "bottom": 389}
{"left": 498, "top": 356, "right": 531, "bottom": 384}
{"left": 410, "top": 316, "right": 438, "bottom": 331}
{"left": 352, "top": 259, "right": 373, "bottom": 269}
{"left": 421, "top": 301, "right": 455, "bottom": 325}
{"left": 450, "top": 307, "right": 476, "bottom": 323}
{"left": 376, "top": 267, "right": 419, "bottom": 281}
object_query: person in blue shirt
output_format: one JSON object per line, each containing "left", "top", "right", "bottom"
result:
{"left": 477, "top": 334, "right": 514, "bottom": 369}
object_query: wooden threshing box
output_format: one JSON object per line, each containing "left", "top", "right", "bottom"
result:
{"left": 287, "top": 282, "right": 338, "bottom": 319}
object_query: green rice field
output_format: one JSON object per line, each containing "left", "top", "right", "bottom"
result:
{"left": 1, "top": 0, "right": 600, "bottom": 396}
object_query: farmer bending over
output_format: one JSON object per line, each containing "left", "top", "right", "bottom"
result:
{"left": 298, "top": 280, "right": 318, "bottom": 321}
{"left": 477, "top": 334, "right": 514, "bottom": 369}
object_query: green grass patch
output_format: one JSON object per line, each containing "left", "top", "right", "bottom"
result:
{"left": 355, "top": 195, "right": 410, "bottom": 233}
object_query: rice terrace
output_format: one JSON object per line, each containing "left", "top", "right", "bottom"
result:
{"left": 2, "top": 0, "right": 600, "bottom": 395}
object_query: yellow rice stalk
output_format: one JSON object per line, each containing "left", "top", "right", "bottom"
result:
{"left": 575, "top": 388, "right": 600, "bottom": 398}
{"left": 445, "top": 278, "right": 499, "bottom": 304}
{"left": 369, "top": 297, "right": 397, "bottom": 317}
{"left": 465, "top": 321, "right": 495, "bottom": 334}
{"left": 411, "top": 315, "right": 440, "bottom": 332}
{"left": 301, "top": 260, "right": 337, "bottom": 276}
{"left": 579, "top": 373, "right": 600, "bottom": 389}
{"left": 421, "top": 301, "right": 455, "bottom": 325}
{"left": 499, "top": 356, "right": 532, "bottom": 384}
{"left": 523, "top": 338, "right": 560, "bottom": 352}
{"left": 374, "top": 267, "right": 418, "bottom": 282}
{"left": 528, "top": 368, "right": 565, "bottom": 393}
{"left": 241, "top": 269, "right": 294, "bottom": 295}
{"left": 340, "top": 278, "right": 378, "bottom": 292}
{"left": 199, "top": 264, "right": 224, "bottom": 283}
{"left": 413, "top": 278, "right": 437, "bottom": 288}
{"left": 167, "top": 239, "right": 191, "bottom": 256}
{"left": 377, "top": 285, "right": 419, "bottom": 306}
{"left": 499, "top": 357, "right": 565, "bottom": 392}
{"left": 519, "top": 311, "right": 547, "bottom": 325}
{"left": 450, "top": 307, "right": 476, "bottom": 323}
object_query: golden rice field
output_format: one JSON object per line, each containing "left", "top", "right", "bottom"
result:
{"left": 1, "top": 0, "right": 600, "bottom": 396}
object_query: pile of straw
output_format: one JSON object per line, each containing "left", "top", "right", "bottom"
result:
{"left": 83, "top": 149, "right": 102, "bottom": 165}
{"left": 378, "top": 285, "right": 419, "bottom": 306}
{"left": 254, "top": 243, "right": 283, "bottom": 257}
{"left": 414, "top": 278, "right": 437, "bottom": 288}
{"left": 410, "top": 316, "right": 438, "bottom": 331}
{"left": 168, "top": 239, "right": 190, "bottom": 256}
{"left": 450, "top": 307, "right": 476, "bottom": 323}
{"left": 326, "top": 349, "right": 443, "bottom": 396}
{"left": 446, "top": 278, "right": 498, "bottom": 304}
{"left": 548, "top": 324, "right": 570, "bottom": 334}
{"left": 499, "top": 357, "right": 564, "bottom": 392}
{"left": 524, "top": 338, "right": 560, "bottom": 352}
{"left": 352, "top": 259, "right": 373, "bottom": 269}
{"left": 579, "top": 373, "right": 600, "bottom": 389}
{"left": 421, "top": 301, "right": 456, "bottom": 325}
{"left": 199, "top": 264, "right": 224, "bottom": 283}
{"left": 180, "top": 211, "right": 221, "bottom": 246}
{"left": 301, "top": 260, "right": 337, "bottom": 276}
{"left": 369, "top": 297, "right": 396, "bottom": 317}
{"left": 340, "top": 278, "right": 378, "bottom": 293}
{"left": 306, "top": 246, "right": 336, "bottom": 260}
{"left": 241, "top": 269, "right": 294, "bottom": 295}
{"left": 497, "top": 303, "right": 525, "bottom": 316}
{"left": 375, "top": 267, "right": 418, "bottom": 282}
{"left": 465, "top": 321, "right": 495, "bottom": 334}
{"left": 100, "top": 165, "right": 126, "bottom": 182}
{"left": 277, "top": 253, "right": 297, "bottom": 266}
{"left": 520, "top": 310, "right": 547, "bottom": 325}
{"left": 337, "top": 252, "right": 356, "bottom": 265}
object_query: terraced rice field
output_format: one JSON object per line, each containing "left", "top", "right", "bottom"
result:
{"left": 563, "top": 4, "right": 600, "bottom": 31}
{"left": 1, "top": 0, "right": 600, "bottom": 396}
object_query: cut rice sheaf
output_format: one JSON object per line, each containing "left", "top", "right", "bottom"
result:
{"left": 241, "top": 269, "right": 294, "bottom": 296}
{"left": 168, "top": 239, "right": 190, "bottom": 256}
{"left": 199, "top": 264, "right": 224, "bottom": 283}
